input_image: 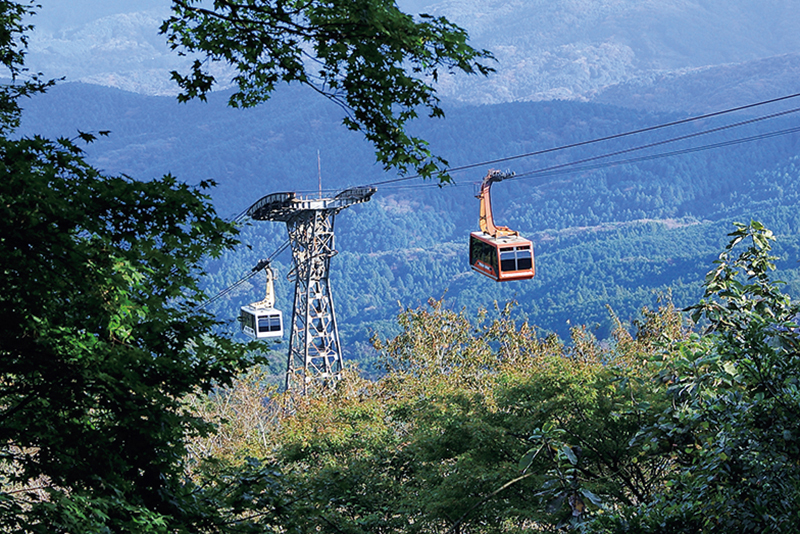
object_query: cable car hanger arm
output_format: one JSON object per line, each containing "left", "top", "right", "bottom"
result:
{"left": 478, "top": 169, "right": 517, "bottom": 237}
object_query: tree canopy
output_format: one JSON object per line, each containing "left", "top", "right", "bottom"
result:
{"left": 162, "top": 0, "right": 494, "bottom": 180}
{"left": 0, "top": 2, "right": 273, "bottom": 531}
{"left": 4, "top": 1, "right": 800, "bottom": 531}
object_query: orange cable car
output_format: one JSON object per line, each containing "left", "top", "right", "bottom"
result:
{"left": 469, "top": 170, "right": 535, "bottom": 282}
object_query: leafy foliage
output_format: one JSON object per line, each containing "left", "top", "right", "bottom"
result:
{"left": 0, "top": 0, "right": 54, "bottom": 131}
{"left": 8, "top": 0, "right": 800, "bottom": 529}
{"left": 591, "top": 222, "right": 800, "bottom": 532}
{"left": 162, "top": 0, "right": 494, "bottom": 180}
{"left": 0, "top": 132, "right": 255, "bottom": 531}
{"left": 0, "top": 2, "right": 287, "bottom": 531}
{"left": 190, "top": 222, "right": 800, "bottom": 533}
{"left": 193, "top": 298, "right": 689, "bottom": 533}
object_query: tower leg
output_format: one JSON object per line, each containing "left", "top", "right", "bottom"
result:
{"left": 284, "top": 209, "right": 343, "bottom": 393}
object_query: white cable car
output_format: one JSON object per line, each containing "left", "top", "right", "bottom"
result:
{"left": 240, "top": 304, "right": 283, "bottom": 339}
{"left": 240, "top": 262, "right": 284, "bottom": 339}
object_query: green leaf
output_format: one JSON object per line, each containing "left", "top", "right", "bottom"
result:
{"left": 519, "top": 446, "right": 540, "bottom": 473}
{"left": 562, "top": 445, "right": 578, "bottom": 465}
{"left": 580, "top": 488, "right": 603, "bottom": 507}
{"left": 161, "top": 0, "right": 494, "bottom": 181}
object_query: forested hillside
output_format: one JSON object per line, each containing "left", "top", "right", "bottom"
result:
{"left": 18, "top": 82, "right": 800, "bottom": 373}
{"left": 188, "top": 223, "right": 800, "bottom": 532}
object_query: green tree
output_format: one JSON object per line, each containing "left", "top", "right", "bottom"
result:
{"left": 192, "top": 299, "right": 688, "bottom": 533}
{"left": 0, "top": 2, "right": 284, "bottom": 531}
{"left": 162, "top": 0, "right": 494, "bottom": 180}
{"left": 591, "top": 222, "right": 800, "bottom": 533}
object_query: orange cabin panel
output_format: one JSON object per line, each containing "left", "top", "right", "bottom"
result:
{"left": 469, "top": 232, "right": 535, "bottom": 282}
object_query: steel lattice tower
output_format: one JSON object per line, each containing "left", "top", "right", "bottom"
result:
{"left": 245, "top": 187, "right": 375, "bottom": 393}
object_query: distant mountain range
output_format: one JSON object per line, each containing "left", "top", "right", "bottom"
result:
{"left": 591, "top": 53, "right": 800, "bottom": 112}
{"left": 18, "top": 0, "right": 800, "bottom": 360}
{"left": 26, "top": 0, "right": 800, "bottom": 111}
{"left": 18, "top": 78, "right": 800, "bottom": 359}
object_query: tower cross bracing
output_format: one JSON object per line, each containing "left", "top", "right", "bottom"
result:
{"left": 246, "top": 187, "right": 375, "bottom": 393}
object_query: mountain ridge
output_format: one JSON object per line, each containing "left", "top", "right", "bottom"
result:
{"left": 590, "top": 53, "right": 800, "bottom": 112}
{"left": 24, "top": 1, "right": 800, "bottom": 111}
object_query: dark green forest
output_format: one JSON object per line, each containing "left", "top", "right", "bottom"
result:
{"left": 17, "top": 82, "right": 800, "bottom": 373}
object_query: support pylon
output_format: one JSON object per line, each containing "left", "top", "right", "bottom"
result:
{"left": 245, "top": 187, "right": 375, "bottom": 393}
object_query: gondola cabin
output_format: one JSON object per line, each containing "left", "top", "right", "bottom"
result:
{"left": 470, "top": 232, "right": 535, "bottom": 282}
{"left": 469, "top": 169, "right": 536, "bottom": 282}
{"left": 240, "top": 305, "right": 284, "bottom": 339}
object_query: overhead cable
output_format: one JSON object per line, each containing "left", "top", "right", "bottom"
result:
{"left": 375, "top": 122, "right": 800, "bottom": 192}
{"left": 515, "top": 125, "right": 800, "bottom": 181}
{"left": 507, "top": 106, "right": 800, "bottom": 181}
{"left": 367, "top": 91, "right": 800, "bottom": 188}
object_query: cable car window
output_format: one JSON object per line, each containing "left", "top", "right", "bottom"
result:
{"left": 500, "top": 250, "right": 517, "bottom": 272}
{"left": 516, "top": 246, "right": 533, "bottom": 270}
{"left": 470, "top": 236, "right": 498, "bottom": 273}
{"left": 241, "top": 309, "right": 255, "bottom": 332}
{"left": 258, "top": 314, "right": 282, "bottom": 333}
{"left": 494, "top": 245, "right": 534, "bottom": 272}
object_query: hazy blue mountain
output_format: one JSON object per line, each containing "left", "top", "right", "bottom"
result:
{"left": 424, "top": 0, "right": 800, "bottom": 105}
{"left": 17, "top": 1, "right": 800, "bottom": 370}
{"left": 29, "top": 0, "right": 166, "bottom": 31}
{"left": 26, "top": 1, "right": 221, "bottom": 96}
{"left": 589, "top": 53, "right": 800, "bottom": 112}
{"left": 25, "top": 1, "right": 800, "bottom": 108}
{"left": 17, "top": 81, "right": 800, "bottom": 372}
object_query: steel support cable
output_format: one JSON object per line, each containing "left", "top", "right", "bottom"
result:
{"left": 371, "top": 123, "right": 800, "bottom": 192}
{"left": 367, "top": 105, "right": 800, "bottom": 192}
{"left": 225, "top": 94, "right": 800, "bottom": 203}
{"left": 275, "top": 116, "right": 800, "bottom": 203}
{"left": 232, "top": 209, "right": 249, "bottom": 224}
{"left": 197, "top": 271, "right": 260, "bottom": 310}
{"left": 502, "top": 106, "right": 800, "bottom": 181}
{"left": 364, "top": 91, "right": 800, "bottom": 188}
{"left": 514, "top": 125, "right": 800, "bottom": 182}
